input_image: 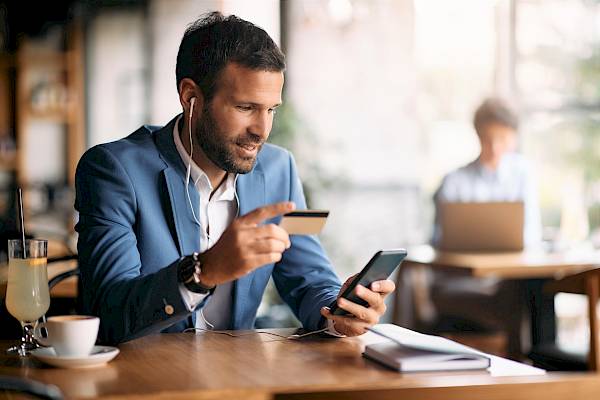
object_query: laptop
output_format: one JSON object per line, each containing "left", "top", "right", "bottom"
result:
{"left": 438, "top": 201, "right": 524, "bottom": 252}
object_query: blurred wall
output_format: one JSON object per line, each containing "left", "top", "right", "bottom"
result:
{"left": 286, "top": 0, "right": 419, "bottom": 186}
{"left": 87, "top": 9, "right": 146, "bottom": 147}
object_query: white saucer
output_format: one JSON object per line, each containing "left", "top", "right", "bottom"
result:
{"left": 30, "top": 345, "right": 119, "bottom": 369}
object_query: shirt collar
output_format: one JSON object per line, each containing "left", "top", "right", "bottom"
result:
{"left": 472, "top": 154, "right": 512, "bottom": 182}
{"left": 173, "top": 116, "right": 237, "bottom": 200}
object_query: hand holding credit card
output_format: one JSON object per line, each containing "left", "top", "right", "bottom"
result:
{"left": 279, "top": 210, "right": 329, "bottom": 235}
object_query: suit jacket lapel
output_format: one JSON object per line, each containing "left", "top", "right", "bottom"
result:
{"left": 232, "top": 162, "right": 265, "bottom": 329}
{"left": 163, "top": 168, "right": 201, "bottom": 256}
{"left": 155, "top": 116, "right": 202, "bottom": 256}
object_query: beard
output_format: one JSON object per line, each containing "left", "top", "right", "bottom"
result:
{"left": 194, "top": 107, "right": 264, "bottom": 174}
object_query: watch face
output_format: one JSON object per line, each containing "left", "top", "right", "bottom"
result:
{"left": 178, "top": 254, "right": 214, "bottom": 294}
{"left": 177, "top": 253, "right": 214, "bottom": 294}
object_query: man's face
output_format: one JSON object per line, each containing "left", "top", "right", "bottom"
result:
{"left": 478, "top": 122, "right": 517, "bottom": 169}
{"left": 194, "top": 63, "right": 284, "bottom": 174}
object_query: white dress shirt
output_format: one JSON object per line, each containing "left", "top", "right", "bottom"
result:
{"left": 174, "top": 117, "right": 238, "bottom": 330}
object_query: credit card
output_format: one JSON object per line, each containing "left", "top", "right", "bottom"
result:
{"left": 279, "top": 210, "right": 329, "bottom": 235}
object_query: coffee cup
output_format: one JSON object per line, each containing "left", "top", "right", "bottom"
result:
{"left": 35, "top": 315, "right": 100, "bottom": 357}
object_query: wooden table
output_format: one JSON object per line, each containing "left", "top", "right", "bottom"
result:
{"left": 395, "top": 245, "right": 600, "bottom": 357}
{"left": 403, "top": 245, "right": 600, "bottom": 279}
{"left": 1, "top": 329, "right": 600, "bottom": 399}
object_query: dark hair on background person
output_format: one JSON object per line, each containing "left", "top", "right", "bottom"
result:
{"left": 176, "top": 11, "right": 286, "bottom": 102}
{"left": 473, "top": 97, "right": 519, "bottom": 135}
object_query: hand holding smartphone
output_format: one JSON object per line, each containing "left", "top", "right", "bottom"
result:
{"left": 330, "top": 249, "right": 407, "bottom": 316}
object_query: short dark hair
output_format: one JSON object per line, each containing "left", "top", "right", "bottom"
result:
{"left": 176, "top": 12, "right": 286, "bottom": 102}
{"left": 473, "top": 97, "right": 519, "bottom": 135}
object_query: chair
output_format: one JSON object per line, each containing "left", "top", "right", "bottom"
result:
{"left": 47, "top": 257, "right": 79, "bottom": 290}
{"left": 0, "top": 375, "right": 63, "bottom": 399}
{"left": 528, "top": 267, "right": 600, "bottom": 371}
{"left": 45, "top": 256, "right": 80, "bottom": 323}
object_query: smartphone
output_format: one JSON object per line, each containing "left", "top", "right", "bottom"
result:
{"left": 330, "top": 249, "right": 407, "bottom": 316}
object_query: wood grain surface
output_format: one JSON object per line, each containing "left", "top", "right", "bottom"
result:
{"left": 404, "top": 244, "right": 600, "bottom": 279}
{"left": 1, "top": 329, "right": 599, "bottom": 399}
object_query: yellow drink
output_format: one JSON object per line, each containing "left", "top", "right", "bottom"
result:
{"left": 6, "top": 257, "right": 50, "bottom": 323}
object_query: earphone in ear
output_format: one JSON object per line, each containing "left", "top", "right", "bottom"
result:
{"left": 187, "top": 96, "right": 196, "bottom": 159}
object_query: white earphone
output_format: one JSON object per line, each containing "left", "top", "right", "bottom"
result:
{"left": 187, "top": 96, "right": 216, "bottom": 330}
{"left": 186, "top": 97, "right": 201, "bottom": 227}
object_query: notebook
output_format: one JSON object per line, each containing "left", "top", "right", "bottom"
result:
{"left": 438, "top": 201, "right": 524, "bottom": 252}
{"left": 363, "top": 324, "right": 490, "bottom": 372}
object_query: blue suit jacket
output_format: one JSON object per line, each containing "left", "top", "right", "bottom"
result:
{"left": 75, "top": 116, "right": 341, "bottom": 344}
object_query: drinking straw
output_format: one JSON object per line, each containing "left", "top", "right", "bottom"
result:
{"left": 18, "top": 188, "right": 26, "bottom": 259}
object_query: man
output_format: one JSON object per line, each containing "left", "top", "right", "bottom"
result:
{"left": 425, "top": 98, "right": 542, "bottom": 354}
{"left": 75, "top": 12, "right": 395, "bottom": 345}
{"left": 433, "top": 97, "right": 542, "bottom": 246}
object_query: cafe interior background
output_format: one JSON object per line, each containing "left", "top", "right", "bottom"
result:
{"left": 0, "top": 0, "right": 599, "bottom": 353}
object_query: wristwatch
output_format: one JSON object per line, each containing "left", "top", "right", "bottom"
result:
{"left": 177, "top": 252, "right": 216, "bottom": 295}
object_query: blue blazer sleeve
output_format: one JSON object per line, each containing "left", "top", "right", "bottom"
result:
{"left": 271, "top": 153, "right": 342, "bottom": 330}
{"left": 75, "top": 145, "right": 193, "bottom": 344}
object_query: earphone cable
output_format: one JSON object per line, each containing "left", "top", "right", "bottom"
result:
{"left": 183, "top": 326, "right": 330, "bottom": 341}
{"left": 186, "top": 99, "right": 201, "bottom": 227}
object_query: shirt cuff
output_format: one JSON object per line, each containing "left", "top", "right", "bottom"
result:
{"left": 178, "top": 282, "right": 211, "bottom": 312}
{"left": 323, "top": 318, "right": 346, "bottom": 337}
